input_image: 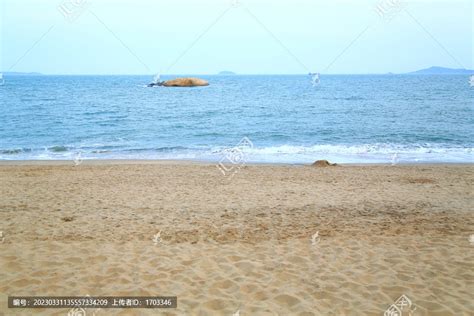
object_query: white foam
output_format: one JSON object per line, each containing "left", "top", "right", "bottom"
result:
{"left": 0, "top": 144, "right": 472, "bottom": 163}
{"left": 225, "top": 144, "right": 473, "bottom": 163}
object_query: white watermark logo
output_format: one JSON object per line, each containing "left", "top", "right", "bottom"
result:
{"left": 57, "top": 0, "right": 90, "bottom": 22}
{"left": 67, "top": 294, "right": 101, "bottom": 316}
{"left": 384, "top": 294, "right": 416, "bottom": 316}
{"left": 0, "top": 73, "right": 4, "bottom": 86}
{"left": 67, "top": 307, "right": 87, "bottom": 316}
{"left": 153, "top": 73, "right": 161, "bottom": 84}
{"left": 153, "top": 231, "right": 161, "bottom": 245}
{"left": 469, "top": 234, "right": 474, "bottom": 245}
{"left": 230, "top": 0, "right": 242, "bottom": 9}
{"left": 310, "top": 72, "right": 320, "bottom": 86}
{"left": 217, "top": 137, "right": 254, "bottom": 178}
{"left": 374, "top": 0, "right": 406, "bottom": 21}
{"left": 311, "top": 231, "right": 320, "bottom": 245}
{"left": 74, "top": 152, "right": 83, "bottom": 166}
{"left": 469, "top": 75, "right": 474, "bottom": 87}
{"left": 0, "top": 231, "right": 5, "bottom": 243}
{"left": 391, "top": 152, "right": 399, "bottom": 166}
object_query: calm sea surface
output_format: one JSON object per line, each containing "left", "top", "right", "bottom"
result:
{"left": 0, "top": 74, "right": 472, "bottom": 163}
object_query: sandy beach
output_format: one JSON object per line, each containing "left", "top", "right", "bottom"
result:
{"left": 0, "top": 161, "right": 473, "bottom": 315}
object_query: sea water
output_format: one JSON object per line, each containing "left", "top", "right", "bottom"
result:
{"left": 0, "top": 74, "right": 472, "bottom": 163}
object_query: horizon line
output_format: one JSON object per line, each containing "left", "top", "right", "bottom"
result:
{"left": 2, "top": 66, "right": 473, "bottom": 77}
{"left": 1, "top": 72, "right": 473, "bottom": 76}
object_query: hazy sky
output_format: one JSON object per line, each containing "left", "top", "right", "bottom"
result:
{"left": 1, "top": 0, "right": 472, "bottom": 75}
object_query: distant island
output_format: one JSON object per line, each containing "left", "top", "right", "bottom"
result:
{"left": 407, "top": 66, "right": 473, "bottom": 75}
{"left": 2, "top": 68, "right": 473, "bottom": 76}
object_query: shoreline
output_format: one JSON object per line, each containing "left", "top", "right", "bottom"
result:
{"left": 0, "top": 159, "right": 472, "bottom": 166}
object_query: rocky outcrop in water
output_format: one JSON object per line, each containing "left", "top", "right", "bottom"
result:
{"left": 312, "top": 160, "right": 338, "bottom": 167}
{"left": 148, "top": 78, "right": 209, "bottom": 87}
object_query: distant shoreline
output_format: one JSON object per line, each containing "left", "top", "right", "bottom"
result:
{"left": 2, "top": 66, "right": 473, "bottom": 77}
{"left": 2, "top": 73, "right": 472, "bottom": 76}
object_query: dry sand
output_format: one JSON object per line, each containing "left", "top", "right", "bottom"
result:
{"left": 0, "top": 161, "right": 473, "bottom": 315}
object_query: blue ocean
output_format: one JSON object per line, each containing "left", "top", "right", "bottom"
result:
{"left": 0, "top": 74, "right": 472, "bottom": 163}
